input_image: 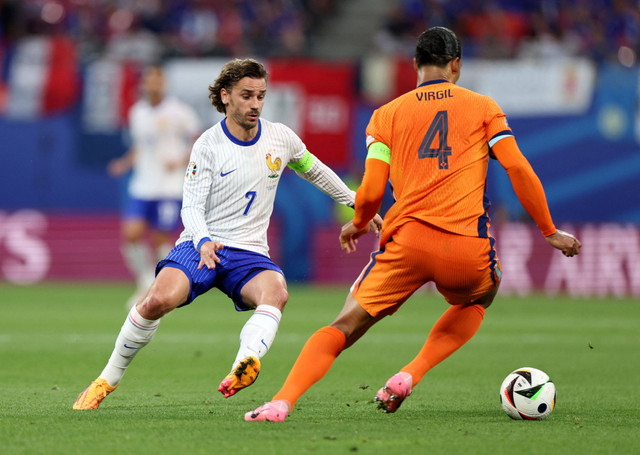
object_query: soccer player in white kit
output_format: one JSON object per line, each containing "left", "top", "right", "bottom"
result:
{"left": 73, "top": 58, "right": 382, "bottom": 410}
{"left": 108, "top": 65, "right": 201, "bottom": 308}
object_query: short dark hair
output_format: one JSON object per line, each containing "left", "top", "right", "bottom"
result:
{"left": 208, "top": 58, "right": 269, "bottom": 113}
{"left": 415, "top": 27, "right": 462, "bottom": 68}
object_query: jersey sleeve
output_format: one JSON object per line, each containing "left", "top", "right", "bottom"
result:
{"left": 353, "top": 157, "right": 389, "bottom": 229}
{"left": 484, "top": 97, "right": 513, "bottom": 148}
{"left": 181, "top": 140, "right": 214, "bottom": 251}
{"left": 491, "top": 136, "right": 556, "bottom": 236}
{"left": 365, "top": 104, "right": 394, "bottom": 150}
{"left": 282, "top": 125, "right": 308, "bottom": 165}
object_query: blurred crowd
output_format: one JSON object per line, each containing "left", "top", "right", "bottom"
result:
{"left": 2, "top": 0, "right": 638, "bottom": 65}
{"left": 0, "top": 0, "right": 337, "bottom": 62}
{"left": 377, "top": 0, "right": 640, "bottom": 65}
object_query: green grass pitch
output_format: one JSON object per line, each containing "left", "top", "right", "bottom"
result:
{"left": 0, "top": 283, "right": 638, "bottom": 455}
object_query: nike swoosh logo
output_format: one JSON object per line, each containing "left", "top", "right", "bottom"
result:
{"left": 261, "top": 339, "right": 268, "bottom": 350}
{"left": 220, "top": 169, "right": 237, "bottom": 177}
{"left": 123, "top": 344, "right": 139, "bottom": 350}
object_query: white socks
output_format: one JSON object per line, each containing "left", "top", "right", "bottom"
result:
{"left": 232, "top": 305, "right": 282, "bottom": 368}
{"left": 99, "top": 306, "right": 160, "bottom": 387}
{"left": 99, "top": 304, "right": 281, "bottom": 386}
{"left": 122, "top": 242, "right": 155, "bottom": 291}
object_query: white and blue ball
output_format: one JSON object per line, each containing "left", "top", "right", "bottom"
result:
{"left": 499, "top": 367, "right": 556, "bottom": 420}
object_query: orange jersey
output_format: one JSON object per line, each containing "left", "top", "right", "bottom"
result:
{"left": 365, "top": 80, "right": 514, "bottom": 244}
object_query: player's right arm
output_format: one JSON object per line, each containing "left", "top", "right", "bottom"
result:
{"left": 107, "top": 147, "right": 136, "bottom": 177}
{"left": 181, "top": 141, "right": 224, "bottom": 267}
{"left": 109, "top": 105, "right": 139, "bottom": 177}
{"left": 491, "top": 137, "right": 581, "bottom": 257}
{"left": 340, "top": 142, "right": 390, "bottom": 253}
{"left": 352, "top": 143, "right": 389, "bottom": 230}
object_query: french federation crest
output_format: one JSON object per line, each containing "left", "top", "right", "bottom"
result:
{"left": 266, "top": 152, "right": 281, "bottom": 178}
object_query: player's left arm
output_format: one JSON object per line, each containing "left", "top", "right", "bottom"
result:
{"left": 289, "top": 150, "right": 383, "bottom": 236}
{"left": 491, "top": 136, "right": 581, "bottom": 257}
{"left": 289, "top": 150, "right": 355, "bottom": 206}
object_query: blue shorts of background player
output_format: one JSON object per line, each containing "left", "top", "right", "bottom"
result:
{"left": 156, "top": 241, "right": 284, "bottom": 311}
{"left": 124, "top": 197, "right": 182, "bottom": 232}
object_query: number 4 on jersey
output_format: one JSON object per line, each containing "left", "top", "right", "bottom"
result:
{"left": 418, "top": 110, "right": 452, "bottom": 169}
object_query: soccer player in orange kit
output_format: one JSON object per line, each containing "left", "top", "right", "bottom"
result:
{"left": 245, "top": 27, "right": 582, "bottom": 422}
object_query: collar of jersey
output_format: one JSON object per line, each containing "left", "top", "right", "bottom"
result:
{"left": 418, "top": 79, "right": 450, "bottom": 88}
{"left": 222, "top": 118, "right": 261, "bottom": 146}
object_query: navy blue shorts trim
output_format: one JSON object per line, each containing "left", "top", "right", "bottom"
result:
{"left": 156, "top": 241, "right": 284, "bottom": 311}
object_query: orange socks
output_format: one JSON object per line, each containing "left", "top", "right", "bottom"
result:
{"left": 272, "top": 326, "right": 346, "bottom": 407}
{"left": 270, "top": 305, "right": 484, "bottom": 407}
{"left": 402, "top": 304, "right": 485, "bottom": 387}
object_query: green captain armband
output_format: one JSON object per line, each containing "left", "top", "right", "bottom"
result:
{"left": 366, "top": 142, "right": 391, "bottom": 164}
{"left": 287, "top": 150, "right": 315, "bottom": 173}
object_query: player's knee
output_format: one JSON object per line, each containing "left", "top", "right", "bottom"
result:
{"left": 475, "top": 285, "right": 499, "bottom": 309}
{"left": 122, "top": 221, "right": 145, "bottom": 242}
{"left": 138, "top": 289, "right": 179, "bottom": 319}
{"left": 123, "top": 230, "right": 143, "bottom": 243}
{"left": 268, "top": 287, "right": 288, "bottom": 311}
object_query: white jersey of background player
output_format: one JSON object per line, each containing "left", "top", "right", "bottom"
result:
{"left": 108, "top": 65, "right": 201, "bottom": 309}
{"left": 128, "top": 95, "right": 200, "bottom": 201}
{"left": 73, "top": 58, "right": 382, "bottom": 410}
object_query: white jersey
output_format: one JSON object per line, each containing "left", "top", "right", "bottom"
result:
{"left": 128, "top": 97, "right": 201, "bottom": 199}
{"left": 178, "top": 118, "right": 355, "bottom": 257}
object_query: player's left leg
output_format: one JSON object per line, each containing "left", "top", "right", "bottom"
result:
{"left": 218, "top": 270, "right": 288, "bottom": 398}
{"left": 245, "top": 293, "right": 382, "bottom": 422}
{"left": 398, "top": 287, "right": 498, "bottom": 387}
{"left": 377, "top": 230, "right": 502, "bottom": 412}
{"left": 376, "top": 288, "right": 498, "bottom": 413}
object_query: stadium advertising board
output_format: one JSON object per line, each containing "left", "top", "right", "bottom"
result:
{"left": 361, "top": 56, "right": 596, "bottom": 117}
{"left": 1, "top": 211, "right": 639, "bottom": 297}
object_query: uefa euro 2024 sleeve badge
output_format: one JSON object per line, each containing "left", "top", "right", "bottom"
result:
{"left": 186, "top": 161, "right": 197, "bottom": 180}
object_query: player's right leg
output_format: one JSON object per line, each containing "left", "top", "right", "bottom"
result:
{"left": 73, "top": 267, "right": 190, "bottom": 410}
{"left": 121, "top": 211, "right": 156, "bottom": 309}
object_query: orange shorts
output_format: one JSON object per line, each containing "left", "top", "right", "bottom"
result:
{"left": 350, "top": 221, "right": 501, "bottom": 317}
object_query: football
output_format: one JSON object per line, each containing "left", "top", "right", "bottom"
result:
{"left": 499, "top": 367, "right": 556, "bottom": 420}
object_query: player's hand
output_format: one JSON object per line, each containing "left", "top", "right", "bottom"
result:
{"left": 368, "top": 213, "right": 383, "bottom": 238}
{"left": 340, "top": 220, "right": 370, "bottom": 254}
{"left": 545, "top": 229, "right": 582, "bottom": 257}
{"left": 198, "top": 241, "right": 224, "bottom": 269}
{"left": 107, "top": 157, "right": 130, "bottom": 177}
{"left": 164, "top": 159, "right": 183, "bottom": 172}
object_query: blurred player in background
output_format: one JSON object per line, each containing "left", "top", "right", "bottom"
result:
{"left": 73, "top": 58, "right": 382, "bottom": 410}
{"left": 108, "top": 65, "right": 202, "bottom": 309}
{"left": 246, "top": 27, "right": 582, "bottom": 422}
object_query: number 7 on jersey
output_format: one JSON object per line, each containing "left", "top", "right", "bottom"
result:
{"left": 243, "top": 191, "right": 257, "bottom": 215}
